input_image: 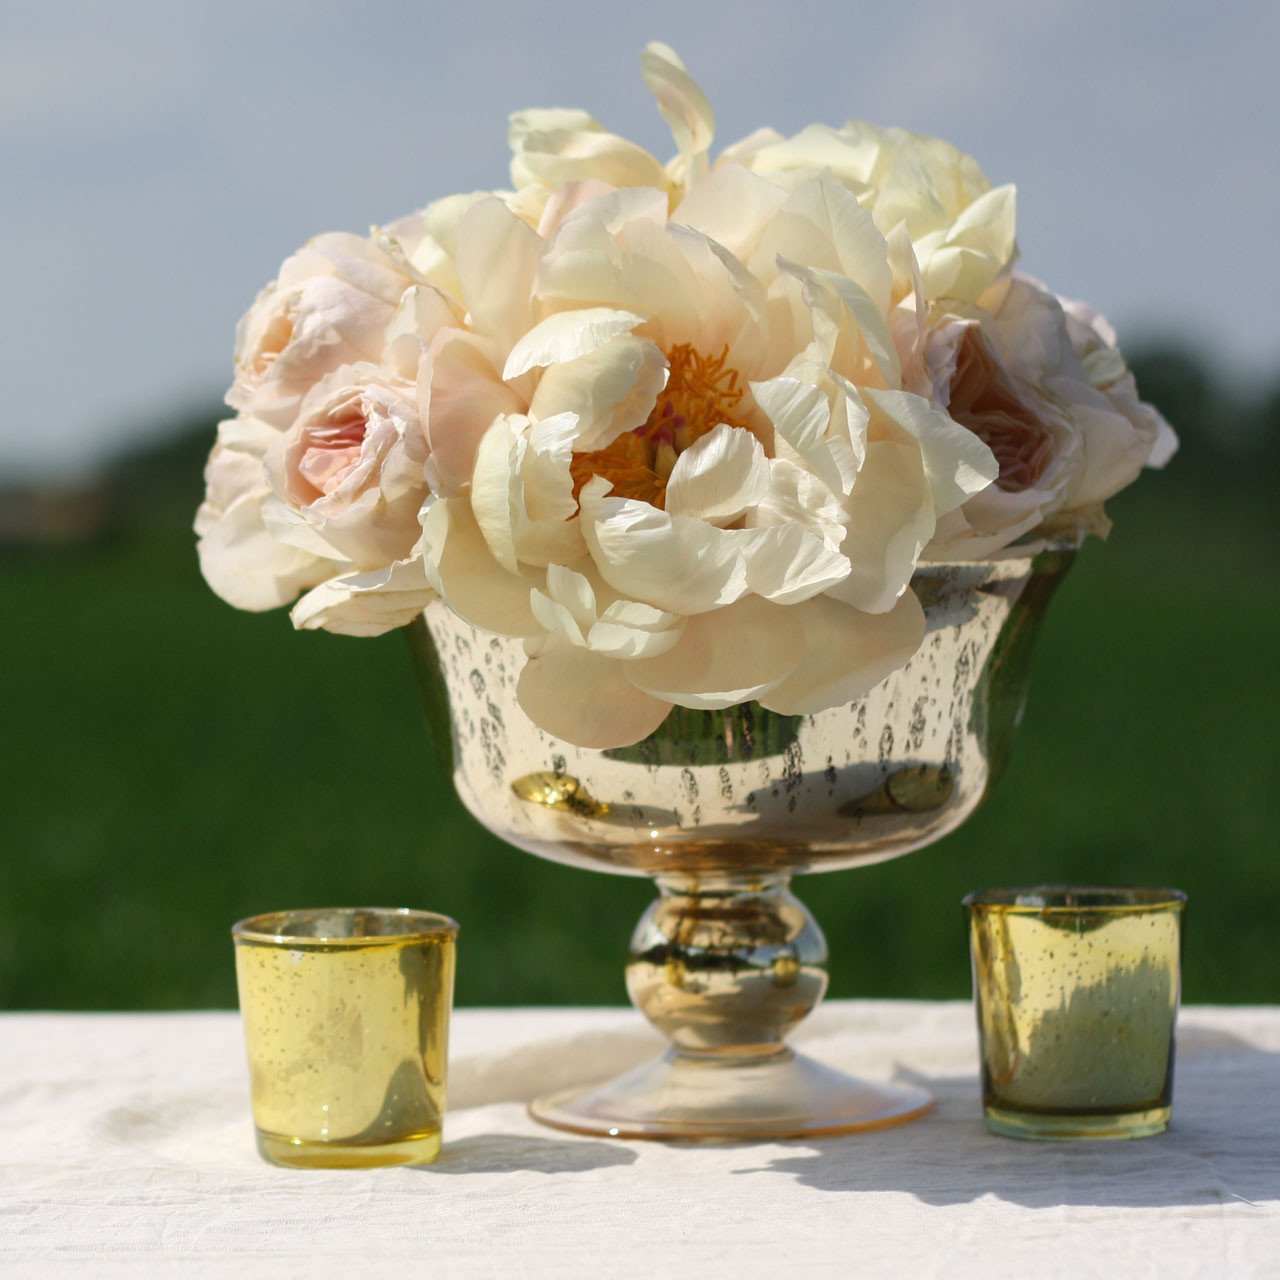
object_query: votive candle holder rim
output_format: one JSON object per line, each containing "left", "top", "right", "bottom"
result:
{"left": 231, "top": 906, "right": 460, "bottom": 948}
{"left": 962, "top": 885, "right": 1186, "bottom": 916}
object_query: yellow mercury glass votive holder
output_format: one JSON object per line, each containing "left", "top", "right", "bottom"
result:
{"left": 232, "top": 907, "right": 458, "bottom": 1168}
{"left": 963, "top": 886, "right": 1185, "bottom": 1141}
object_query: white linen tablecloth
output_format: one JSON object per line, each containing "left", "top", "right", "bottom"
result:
{"left": 2, "top": 1001, "right": 1277, "bottom": 1278}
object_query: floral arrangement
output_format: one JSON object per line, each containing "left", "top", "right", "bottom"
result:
{"left": 197, "top": 44, "right": 1175, "bottom": 749}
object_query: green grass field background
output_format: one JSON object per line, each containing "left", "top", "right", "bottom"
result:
{"left": 3, "top": 367, "right": 1277, "bottom": 1010}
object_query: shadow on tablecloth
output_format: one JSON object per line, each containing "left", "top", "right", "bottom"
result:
{"left": 734, "top": 1028, "right": 1280, "bottom": 1209}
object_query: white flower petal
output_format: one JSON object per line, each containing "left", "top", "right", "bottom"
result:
{"left": 673, "top": 164, "right": 789, "bottom": 261}
{"left": 420, "top": 498, "right": 539, "bottom": 636}
{"left": 664, "top": 423, "right": 770, "bottom": 524}
{"left": 864, "top": 388, "right": 998, "bottom": 514}
{"left": 640, "top": 42, "right": 715, "bottom": 182}
{"left": 544, "top": 562, "right": 598, "bottom": 631}
{"left": 529, "top": 587, "right": 587, "bottom": 647}
{"left": 920, "top": 184, "right": 1017, "bottom": 304}
{"left": 454, "top": 197, "right": 541, "bottom": 356}
{"left": 759, "top": 591, "right": 925, "bottom": 715}
{"left": 742, "top": 521, "right": 851, "bottom": 605}
{"left": 588, "top": 599, "right": 684, "bottom": 659}
{"left": 290, "top": 557, "right": 433, "bottom": 637}
{"left": 754, "top": 174, "right": 892, "bottom": 310}
{"left": 196, "top": 487, "right": 331, "bottom": 612}
{"left": 626, "top": 595, "right": 803, "bottom": 709}
{"left": 528, "top": 333, "right": 668, "bottom": 451}
{"left": 516, "top": 644, "right": 672, "bottom": 748}
{"left": 825, "top": 439, "right": 934, "bottom": 614}
{"left": 502, "top": 307, "right": 647, "bottom": 380}
{"left": 419, "top": 328, "right": 524, "bottom": 497}
{"left": 580, "top": 479, "right": 749, "bottom": 615}
{"left": 509, "top": 107, "right": 671, "bottom": 191}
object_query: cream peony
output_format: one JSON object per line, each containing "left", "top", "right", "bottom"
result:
{"left": 197, "top": 40, "right": 1175, "bottom": 749}
{"left": 415, "top": 179, "right": 996, "bottom": 746}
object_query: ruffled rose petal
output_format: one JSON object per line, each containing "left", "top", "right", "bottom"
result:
{"left": 759, "top": 591, "right": 925, "bottom": 715}
{"left": 196, "top": 486, "right": 331, "bottom": 612}
{"left": 290, "top": 556, "right": 434, "bottom": 638}
{"left": 625, "top": 595, "right": 803, "bottom": 709}
{"left": 516, "top": 643, "right": 672, "bottom": 749}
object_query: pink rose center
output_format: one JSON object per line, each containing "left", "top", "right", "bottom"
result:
{"left": 291, "top": 399, "right": 367, "bottom": 505}
{"left": 949, "top": 330, "right": 1055, "bottom": 493}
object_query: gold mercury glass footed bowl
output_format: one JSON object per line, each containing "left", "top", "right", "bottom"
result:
{"left": 408, "top": 545, "right": 1073, "bottom": 1140}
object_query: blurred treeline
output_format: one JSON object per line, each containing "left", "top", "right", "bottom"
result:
{"left": 1, "top": 343, "right": 1277, "bottom": 1010}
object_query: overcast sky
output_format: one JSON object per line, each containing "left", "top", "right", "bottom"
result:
{"left": 4, "top": 0, "right": 1276, "bottom": 478}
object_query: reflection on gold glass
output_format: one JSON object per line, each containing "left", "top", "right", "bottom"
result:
{"left": 233, "top": 908, "right": 457, "bottom": 1168}
{"left": 965, "top": 887, "right": 1184, "bottom": 1140}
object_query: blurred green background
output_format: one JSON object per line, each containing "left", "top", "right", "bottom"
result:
{"left": 2, "top": 346, "right": 1277, "bottom": 1010}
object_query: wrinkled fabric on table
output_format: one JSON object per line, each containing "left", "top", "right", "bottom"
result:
{"left": 2, "top": 1002, "right": 1277, "bottom": 1278}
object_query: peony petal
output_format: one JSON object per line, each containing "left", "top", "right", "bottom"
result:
{"left": 825, "top": 438, "right": 934, "bottom": 613}
{"left": 664, "top": 423, "right": 770, "bottom": 525}
{"left": 470, "top": 416, "right": 524, "bottom": 574}
{"left": 742, "top": 521, "right": 851, "bottom": 605}
{"left": 580, "top": 478, "right": 748, "bottom": 615}
{"left": 420, "top": 498, "right": 539, "bottom": 636}
{"left": 419, "top": 328, "right": 524, "bottom": 496}
{"left": 753, "top": 174, "right": 892, "bottom": 310}
{"left": 454, "top": 197, "right": 541, "bottom": 357}
{"left": 640, "top": 42, "right": 715, "bottom": 182}
{"left": 528, "top": 333, "right": 668, "bottom": 451}
{"left": 544, "top": 562, "right": 599, "bottom": 630}
{"left": 529, "top": 587, "right": 587, "bottom": 647}
{"left": 779, "top": 257, "right": 901, "bottom": 388}
{"left": 672, "top": 164, "right": 789, "bottom": 262}
{"left": 502, "top": 307, "right": 647, "bottom": 380}
{"left": 759, "top": 591, "right": 925, "bottom": 715}
{"left": 626, "top": 595, "right": 803, "bottom": 709}
{"left": 752, "top": 375, "right": 831, "bottom": 455}
{"left": 920, "top": 184, "right": 1017, "bottom": 304}
{"left": 516, "top": 643, "right": 672, "bottom": 749}
{"left": 863, "top": 388, "right": 997, "bottom": 514}
{"left": 588, "top": 598, "right": 684, "bottom": 659}
{"left": 509, "top": 107, "right": 671, "bottom": 192}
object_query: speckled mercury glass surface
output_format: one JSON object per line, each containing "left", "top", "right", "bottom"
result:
{"left": 232, "top": 908, "right": 457, "bottom": 1167}
{"left": 965, "top": 886, "right": 1185, "bottom": 1140}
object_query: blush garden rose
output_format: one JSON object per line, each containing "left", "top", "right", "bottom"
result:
{"left": 197, "top": 43, "right": 1174, "bottom": 748}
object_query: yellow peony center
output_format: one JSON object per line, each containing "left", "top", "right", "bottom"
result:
{"left": 569, "top": 344, "right": 751, "bottom": 508}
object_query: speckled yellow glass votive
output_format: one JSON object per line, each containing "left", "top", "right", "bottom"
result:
{"left": 964, "top": 886, "right": 1185, "bottom": 1141}
{"left": 232, "top": 907, "right": 458, "bottom": 1168}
